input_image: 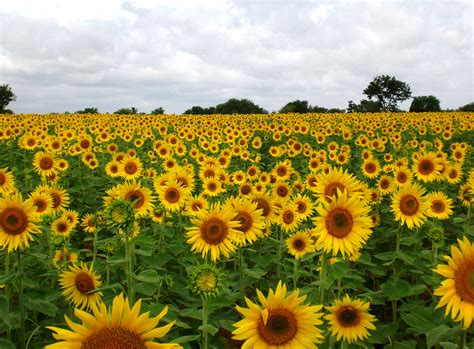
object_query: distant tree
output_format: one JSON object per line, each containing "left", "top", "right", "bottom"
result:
{"left": 458, "top": 102, "right": 474, "bottom": 112}
{"left": 114, "top": 108, "right": 133, "bottom": 115}
{"left": 327, "top": 108, "right": 346, "bottom": 113}
{"left": 150, "top": 107, "right": 165, "bottom": 115}
{"left": 0, "top": 84, "right": 16, "bottom": 113}
{"left": 347, "top": 99, "right": 382, "bottom": 113}
{"left": 76, "top": 107, "right": 99, "bottom": 114}
{"left": 183, "top": 106, "right": 215, "bottom": 115}
{"left": 409, "top": 96, "right": 441, "bottom": 112}
{"left": 279, "top": 100, "right": 311, "bottom": 113}
{"left": 363, "top": 75, "right": 412, "bottom": 111}
{"left": 215, "top": 98, "right": 267, "bottom": 114}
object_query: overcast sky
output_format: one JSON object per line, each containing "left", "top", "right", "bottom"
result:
{"left": 0, "top": 0, "right": 472, "bottom": 114}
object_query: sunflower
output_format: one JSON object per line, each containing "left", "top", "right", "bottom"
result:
{"left": 81, "top": 213, "right": 96, "bottom": 234}
{"left": 313, "top": 166, "right": 366, "bottom": 202}
{"left": 47, "top": 185, "right": 70, "bottom": 213}
{"left": 0, "top": 194, "right": 41, "bottom": 252}
{"left": 33, "top": 151, "right": 58, "bottom": 178}
{"left": 118, "top": 154, "right": 143, "bottom": 180}
{"left": 459, "top": 184, "right": 472, "bottom": 207}
{"left": 202, "top": 177, "right": 224, "bottom": 197}
{"left": 251, "top": 193, "right": 279, "bottom": 225}
{"left": 291, "top": 194, "right": 314, "bottom": 221}
{"left": 46, "top": 293, "right": 181, "bottom": 348}
{"left": 278, "top": 203, "right": 301, "bottom": 233}
{"left": 325, "top": 294, "right": 376, "bottom": 343}
{"left": 51, "top": 216, "right": 73, "bottom": 237}
{"left": 227, "top": 197, "right": 265, "bottom": 246}
{"left": 104, "top": 160, "right": 121, "bottom": 178}
{"left": 413, "top": 152, "right": 442, "bottom": 182}
{"left": 232, "top": 281, "right": 324, "bottom": 348}
{"left": 156, "top": 179, "right": 188, "bottom": 212}
{"left": 362, "top": 158, "right": 381, "bottom": 179}
{"left": 312, "top": 189, "right": 373, "bottom": 257}
{"left": 394, "top": 166, "right": 412, "bottom": 187}
{"left": 391, "top": 182, "right": 428, "bottom": 230}
{"left": 185, "top": 203, "right": 241, "bottom": 262}
{"left": 446, "top": 162, "right": 463, "bottom": 184}
{"left": 271, "top": 160, "right": 293, "bottom": 181}
{"left": 286, "top": 230, "right": 315, "bottom": 260}
{"left": 184, "top": 195, "right": 209, "bottom": 216}
{"left": 26, "top": 191, "right": 53, "bottom": 216}
{"left": 426, "top": 192, "right": 453, "bottom": 220}
{"left": 52, "top": 247, "right": 78, "bottom": 268}
{"left": 433, "top": 236, "right": 474, "bottom": 329}
{"left": 0, "top": 168, "right": 15, "bottom": 195}
{"left": 377, "top": 175, "right": 396, "bottom": 196}
{"left": 272, "top": 181, "right": 292, "bottom": 201}
{"left": 118, "top": 181, "right": 155, "bottom": 217}
{"left": 59, "top": 262, "right": 102, "bottom": 309}
{"left": 170, "top": 166, "right": 196, "bottom": 193}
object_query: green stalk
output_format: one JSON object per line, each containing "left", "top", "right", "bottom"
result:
{"left": 5, "top": 252, "right": 11, "bottom": 342}
{"left": 293, "top": 259, "right": 298, "bottom": 288}
{"left": 92, "top": 229, "right": 98, "bottom": 266}
{"left": 239, "top": 247, "right": 244, "bottom": 292}
{"left": 318, "top": 254, "right": 327, "bottom": 303}
{"left": 464, "top": 203, "right": 472, "bottom": 234}
{"left": 201, "top": 295, "right": 209, "bottom": 349}
{"left": 458, "top": 329, "right": 466, "bottom": 349}
{"left": 124, "top": 226, "right": 135, "bottom": 304}
{"left": 17, "top": 250, "right": 25, "bottom": 349}
{"left": 276, "top": 228, "right": 283, "bottom": 279}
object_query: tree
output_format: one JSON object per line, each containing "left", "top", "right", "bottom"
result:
{"left": 114, "top": 108, "right": 133, "bottom": 114}
{"left": 150, "top": 107, "right": 165, "bottom": 115}
{"left": 347, "top": 100, "right": 382, "bottom": 113}
{"left": 183, "top": 106, "right": 215, "bottom": 115}
{"left": 458, "top": 102, "right": 474, "bottom": 112}
{"left": 363, "top": 75, "right": 412, "bottom": 111}
{"left": 214, "top": 98, "right": 267, "bottom": 114}
{"left": 279, "top": 100, "right": 311, "bottom": 113}
{"left": 409, "top": 96, "right": 441, "bottom": 112}
{"left": 0, "top": 84, "right": 16, "bottom": 113}
{"left": 76, "top": 107, "right": 99, "bottom": 114}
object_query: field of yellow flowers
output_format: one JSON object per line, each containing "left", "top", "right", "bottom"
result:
{"left": 0, "top": 112, "right": 473, "bottom": 348}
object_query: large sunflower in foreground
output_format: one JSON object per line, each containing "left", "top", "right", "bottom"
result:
{"left": 59, "top": 262, "right": 102, "bottom": 309}
{"left": 0, "top": 194, "right": 41, "bottom": 252}
{"left": 325, "top": 294, "right": 376, "bottom": 343}
{"left": 46, "top": 293, "right": 181, "bottom": 348}
{"left": 312, "top": 189, "right": 373, "bottom": 257}
{"left": 433, "top": 236, "right": 474, "bottom": 329}
{"left": 391, "top": 182, "right": 428, "bottom": 230}
{"left": 186, "top": 203, "right": 241, "bottom": 262}
{"left": 232, "top": 281, "right": 324, "bottom": 348}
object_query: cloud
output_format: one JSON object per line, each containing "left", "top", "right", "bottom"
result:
{"left": 1, "top": 0, "right": 472, "bottom": 113}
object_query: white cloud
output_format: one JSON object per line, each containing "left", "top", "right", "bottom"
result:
{"left": 0, "top": 0, "right": 472, "bottom": 113}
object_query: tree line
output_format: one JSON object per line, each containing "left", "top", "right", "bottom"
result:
{"left": 1, "top": 76, "right": 473, "bottom": 115}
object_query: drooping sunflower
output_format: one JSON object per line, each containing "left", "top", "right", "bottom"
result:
{"left": 459, "top": 183, "right": 472, "bottom": 207}
{"left": 286, "top": 230, "right": 315, "bottom": 260}
{"left": 325, "top": 294, "right": 376, "bottom": 343}
{"left": 312, "top": 189, "right": 373, "bottom": 257}
{"left": 232, "top": 281, "right": 324, "bottom": 348}
{"left": 227, "top": 197, "right": 265, "bottom": 246}
{"left": 59, "top": 262, "right": 102, "bottom": 309}
{"left": 391, "top": 182, "right": 428, "bottom": 230}
{"left": 0, "top": 194, "right": 41, "bottom": 252}
{"left": 46, "top": 293, "right": 181, "bottom": 348}
{"left": 433, "top": 236, "right": 474, "bottom": 329}
{"left": 0, "top": 168, "right": 16, "bottom": 195}
{"left": 186, "top": 203, "right": 241, "bottom": 262}
{"left": 426, "top": 191, "right": 453, "bottom": 220}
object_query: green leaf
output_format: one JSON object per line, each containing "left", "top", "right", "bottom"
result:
{"left": 243, "top": 268, "right": 266, "bottom": 279}
{"left": 381, "top": 280, "right": 412, "bottom": 300}
{"left": 0, "top": 339, "right": 15, "bottom": 349}
{"left": 24, "top": 298, "right": 58, "bottom": 317}
{"left": 426, "top": 325, "right": 462, "bottom": 347}
{"left": 440, "top": 343, "right": 458, "bottom": 349}
{"left": 199, "top": 324, "right": 219, "bottom": 336}
{"left": 135, "top": 282, "right": 159, "bottom": 296}
{"left": 409, "top": 284, "right": 426, "bottom": 296}
{"left": 135, "top": 270, "right": 161, "bottom": 283}
{"left": 170, "top": 334, "right": 201, "bottom": 344}
{"left": 374, "top": 252, "right": 396, "bottom": 261}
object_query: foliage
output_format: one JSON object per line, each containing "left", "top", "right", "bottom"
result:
{"left": 183, "top": 106, "right": 216, "bottom": 115}
{"left": 279, "top": 100, "right": 345, "bottom": 114}
{"left": 0, "top": 84, "right": 16, "bottom": 113}
{"left": 75, "top": 107, "right": 99, "bottom": 114}
{"left": 363, "top": 75, "right": 412, "bottom": 111}
{"left": 409, "top": 96, "right": 441, "bottom": 112}
{"left": 151, "top": 107, "right": 165, "bottom": 115}
{"left": 347, "top": 99, "right": 382, "bottom": 113}
{"left": 214, "top": 98, "right": 267, "bottom": 114}
{"left": 458, "top": 102, "right": 474, "bottom": 112}
{"left": 114, "top": 107, "right": 139, "bottom": 115}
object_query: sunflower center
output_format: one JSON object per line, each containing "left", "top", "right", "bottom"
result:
{"left": 125, "top": 191, "right": 144, "bottom": 208}
{"left": 57, "top": 222, "right": 68, "bottom": 233}
{"left": 191, "top": 202, "right": 202, "bottom": 211}
{"left": 40, "top": 157, "right": 54, "bottom": 170}
{"left": 80, "top": 140, "right": 90, "bottom": 149}
{"left": 454, "top": 260, "right": 474, "bottom": 303}
{"left": 326, "top": 208, "right": 353, "bottom": 238}
{"left": 201, "top": 217, "right": 228, "bottom": 244}
{"left": 124, "top": 162, "right": 138, "bottom": 175}
{"left": 296, "top": 202, "right": 307, "bottom": 214}
{"left": 337, "top": 306, "right": 361, "bottom": 327}
{"left": 1, "top": 208, "right": 28, "bottom": 236}
{"left": 282, "top": 210, "right": 295, "bottom": 225}
{"left": 399, "top": 195, "right": 419, "bottom": 216}
{"left": 81, "top": 327, "right": 146, "bottom": 349}
{"left": 431, "top": 200, "right": 445, "bottom": 213}
{"left": 380, "top": 179, "right": 389, "bottom": 189}
{"left": 253, "top": 198, "right": 270, "bottom": 218}
{"left": 449, "top": 169, "right": 458, "bottom": 179}
{"left": 397, "top": 172, "right": 408, "bottom": 183}
{"left": 34, "top": 199, "right": 47, "bottom": 212}
{"left": 276, "top": 186, "right": 289, "bottom": 197}
{"left": 164, "top": 188, "right": 180, "bottom": 204}
{"left": 418, "top": 159, "right": 434, "bottom": 175}
{"left": 365, "top": 162, "right": 376, "bottom": 173}
{"left": 75, "top": 273, "right": 95, "bottom": 294}
{"left": 257, "top": 308, "right": 297, "bottom": 345}
{"left": 235, "top": 211, "right": 253, "bottom": 233}
{"left": 325, "top": 182, "right": 345, "bottom": 198}
{"left": 51, "top": 192, "right": 61, "bottom": 209}
{"left": 207, "top": 182, "right": 217, "bottom": 192}
{"left": 176, "top": 177, "right": 189, "bottom": 188}
{"left": 293, "top": 238, "right": 305, "bottom": 251}
{"left": 276, "top": 166, "right": 287, "bottom": 177}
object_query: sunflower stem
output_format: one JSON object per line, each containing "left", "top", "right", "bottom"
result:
{"left": 318, "top": 254, "right": 327, "bottom": 303}
{"left": 458, "top": 329, "right": 466, "bottom": 349}
{"left": 239, "top": 247, "right": 245, "bottom": 293}
{"left": 4, "top": 252, "right": 11, "bottom": 342}
{"left": 201, "top": 295, "right": 209, "bottom": 349}
{"left": 124, "top": 227, "right": 135, "bottom": 305}
{"left": 464, "top": 202, "right": 472, "bottom": 235}
{"left": 92, "top": 229, "right": 98, "bottom": 266}
{"left": 17, "top": 249, "right": 26, "bottom": 349}
{"left": 293, "top": 259, "right": 298, "bottom": 288}
{"left": 432, "top": 243, "right": 438, "bottom": 266}
{"left": 277, "top": 228, "right": 283, "bottom": 279}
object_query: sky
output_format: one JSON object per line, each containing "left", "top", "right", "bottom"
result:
{"left": 0, "top": 0, "right": 472, "bottom": 114}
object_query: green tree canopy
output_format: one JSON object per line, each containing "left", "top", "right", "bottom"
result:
{"left": 114, "top": 108, "right": 135, "bottom": 115}
{"left": 458, "top": 102, "right": 474, "bottom": 112}
{"left": 0, "top": 84, "right": 16, "bottom": 113}
{"left": 409, "top": 96, "right": 441, "bottom": 112}
{"left": 279, "top": 100, "right": 311, "bottom": 113}
{"left": 150, "top": 107, "right": 165, "bottom": 115}
{"left": 183, "top": 106, "right": 216, "bottom": 115}
{"left": 347, "top": 100, "right": 382, "bottom": 113}
{"left": 214, "top": 98, "right": 267, "bottom": 114}
{"left": 363, "top": 75, "right": 412, "bottom": 111}
{"left": 75, "top": 107, "right": 99, "bottom": 114}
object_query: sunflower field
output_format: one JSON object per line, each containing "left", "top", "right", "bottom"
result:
{"left": 0, "top": 112, "right": 473, "bottom": 349}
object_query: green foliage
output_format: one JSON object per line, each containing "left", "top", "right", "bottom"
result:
{"left": 458, "top": 102, "right": 474, "bottom": 112}
{"left": 279, "top": 100, "right": 345, "bottom": 113}
{"left": 363, "top": 74, "right": 412, "bottom": 111}
{"left": 183, "top": 106, "right": 216, "bottom": 115}
{"left": 151, "top": 107, "right": 165, "bottom": 115}
{"left": 409, "top": 95, "right": 441, "bottom": 112}
{"left": 75, "top": 107, "right": 99, "bottom": 114}
{"left": 0, "top": 84, "right": 16, "bottom": 113}
{"left": 114, "top": 107, "right": 139, "bottom": 115}
{"left": 347, "top": 99, "right": 382, "bottom": 113}
{"left": 215, "top": 98, "right": 267, "bottom": 114}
